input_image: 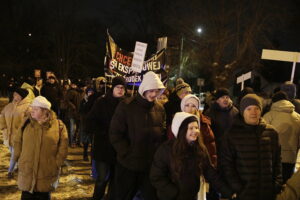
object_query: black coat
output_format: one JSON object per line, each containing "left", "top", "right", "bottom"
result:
{"left": 86, "top": 91, "right": 123, "bottom": 163}
{"left": 110, "top": 93, "right": 166, "bottom": 171}
{"left": 164, "top": 91, "right": 181, "bottom": 127}
{"left": 150, "top": 140, "right": 232, "bottom": 200}
{"left": 204, "top": 102, "right": 239, "bottom": 149}
{"left": 220, "top": 118, "right": 282, "bottom": 200}
{"left": 41, "top": 82, "right": 62, "bottom": 113}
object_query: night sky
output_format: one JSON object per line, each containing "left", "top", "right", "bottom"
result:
{"left": 1, "top": 0, "right": 300, "bottom": 85}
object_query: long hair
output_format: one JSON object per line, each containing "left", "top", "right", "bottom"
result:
{"left": 171, "top": 116, "right": 208, "bottom": 180}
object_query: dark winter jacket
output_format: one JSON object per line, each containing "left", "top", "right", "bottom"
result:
{"left": 164, "top": 91, "right": 181, "bottom": 126}
{"left": 79, "top": 93, "right": 98, "bottom": 133}
{"left": 220, "top": 118, "right": 282, "bottom": 200}
{"left": 110, "top": 93, "right": 166, "bottom": 171}
{"left": 41, "top": 82, "right": 62, "bottom": 113}
{"left": 66, "top": 88, "right": 83, "bottom": 119}
{"left": 204, "top": 101, "right": 239, "bottom": 151}
{"left": 86, "top": 91, "right": 123, "bottom": 163}
{"left": 150, "top": 139, "right": 232, "bottom": 200}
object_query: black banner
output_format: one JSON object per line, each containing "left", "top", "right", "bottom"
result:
{"left": 105, "top": 32, "right": 167, "bottom": 85}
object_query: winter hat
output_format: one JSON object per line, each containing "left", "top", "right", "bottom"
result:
{"left": 14, "top": 88, "right": 29, "bottom": 99}
{"left": 86, "top": 87, "right": 95, "bottom": 94}
{"left": 280, "top": 81, "right": 297, "bottom": 100}
{"left": 31, "top": 96, "right": 52, "bottom": 110}
{"left": 181, "top": 94, "right": 200, "bottom": 112}
{"left": 176, "top": 78, "right": 185, "bottom": 85}
{"left": 138, "top": 71, "right": 165, "bottom": 96}
{"left": 240, "top": 94, "right": 262, "bottom": 115}
{"left": 171, "top": 112, "right": 199, "bottom": 138}
{"left": 215, "top": 88, "right": 230, "bottom": 100}
{"left": 112, "top": 76, "right": 126, "bottom": 90}
{"left": 272, "top": 91, "right": 288, "bottom": 103}
{"left": 176, "top": 82, "right": 192, "bottom": 97}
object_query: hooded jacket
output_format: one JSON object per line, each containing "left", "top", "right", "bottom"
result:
{"left": 263, "top": 100, "right": 300, "bottom": 164}
{"left": 13, "top": 111, "right": 68, "bottom": 193}
{"left": 220, "top": 118, "right": 282, "bottom": 200}
{"left": 110, "top": 72, "right": 166, "bottom": 171}
{"left": 0, "top": 96, "right": 31, "bottom": 146}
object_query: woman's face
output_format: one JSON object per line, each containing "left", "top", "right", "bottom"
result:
{"left": 186, "top": 121, "right": 200, "bottom": 143}
{"left": 30, "top": 106, "right": 44, "bottom": 121}
{"left": 183, "top": 98, "right": 198, "bottom": 114}
{"left": 13, "top": 92, "right": 22, "bottom": 103}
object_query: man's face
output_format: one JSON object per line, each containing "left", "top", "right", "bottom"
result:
{"left": 216, "top": 95, "right": 231, "bottom": 108}
{"left": 48, "top": 78, "right": 55, "bottom": 84}
{"left": 144, "top": 89, "right": 161, "bottom": 102}
{"left": 243, "top": 105, "right": 261, "bottom": 125}
{"left": 113, "top": 85, "right": 125, "bottom": 98}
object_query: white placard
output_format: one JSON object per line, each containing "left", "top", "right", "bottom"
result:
{"left": 131, "top": 41, "right": 148, "bottom": 73}
{"left": 261, "top": 49, "right": 300, "bottom": 82}
{"left": 261, "top": 49, "right": 300, "bottom": 63}
{"left": 237, "top": 71, "right": 252, "bottom": 91}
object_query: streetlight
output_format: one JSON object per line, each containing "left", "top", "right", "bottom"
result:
{"left": 28, "top": 33, "right": 32, "bottom": 37}
{"left": 196, "top": 27, "right": 202, "bottom": 34}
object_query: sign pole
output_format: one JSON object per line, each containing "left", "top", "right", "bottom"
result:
{"left": 132, "top": 73, "right": 137, "bottom": 97}
{"left": 291, "top": 62, "right": 297, "bottom": 82}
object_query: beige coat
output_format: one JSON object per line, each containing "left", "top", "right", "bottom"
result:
{"left": 276, "top": 169, "right": 300, "bottom": 200}
{"left": 263, "top": 100, "right": 300, "bottom": 163}
{"left": 0, "top": 97, "right": 31, "bottom": 146}
{"left": 13, "top": 111, "right": 68, "bottom": 193}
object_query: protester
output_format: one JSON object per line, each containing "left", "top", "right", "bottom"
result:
{"left": 280, "top": 81, "right": 300, "bottom": 113}
{"left": 263, "top": 91, "right": 300, "bottom": 183}
{"left": 13, "top": 96, "right": 68, "bottom": 200}
{"left": 220, "top": 94, "right": 282, "bottom": 200}
{"left": 180, "top": 94, "right": 217, "bottom": 166}
{"left": 150, "top": 112, "right": 234, "bottom": 200}
{"left": 0, "top": 88, "right": 30, "bottom": 178}
{"left": 110, "top": 71, "right": 166, "bottom": 200}
{"left": 204, "top": 88, "right": 239, "bottom": 154}
{"left": 41, "top": 75, "right": 62, "bottom": 115}
{"left": 65, "top": 81, "right": 82, "bottom": 147}
{"left": 164, "top": 79, "right": 192, "bottom": 138}
{"left": 276, "top": 169, "right": 300, "bottom": 200}
{"left": 79, "top": 87, "right": 96, "bottom": 161}
{"left": 86, "top": 76, "right": 126, "bottom": 200}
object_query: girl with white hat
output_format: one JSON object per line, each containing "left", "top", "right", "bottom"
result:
{"left": 150, "top": 112, "right": 234, "bottom": 200}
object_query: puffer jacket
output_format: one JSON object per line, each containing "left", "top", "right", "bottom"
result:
{"left": 110, "top": 93, "right": 166, "bottom": 171}
{"left": 220, "top": 118, "right": 282, "bottom": 200}
{"left": 0, "top": 96, "right": 31, "bottom": 146}
{"left": 263, "top": 100, "right": 300, "bottom": 164}
{"left": 13, "top": 111, "right": 68, "bottom": 193}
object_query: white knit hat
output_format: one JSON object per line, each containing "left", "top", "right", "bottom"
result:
{"left": 31, "top": 96, "right": 51, "bottom": 110}
{"left": 138, "top": 71, "right": 165, "bottom": 96}
{"left": 180, "top": 94, "right": 200, "bottom": 112}
{"left": 171, "top": 112, "right": 199, "bottom": 138}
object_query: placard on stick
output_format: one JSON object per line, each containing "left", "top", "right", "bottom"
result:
{"left": 237, "top": 71, "right": 252, "bottom": 91}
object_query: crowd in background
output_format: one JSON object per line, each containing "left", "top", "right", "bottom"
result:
{"left": 0, "top": 71, "right": 300, "bottom": 200}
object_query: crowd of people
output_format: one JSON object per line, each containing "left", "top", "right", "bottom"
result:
{"left": 0, "top": 71, "right": 300, "bottom": 200}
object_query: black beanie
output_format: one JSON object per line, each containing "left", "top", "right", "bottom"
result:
{"left": 215, "top": 88, "right": 230, "bottom": 100}
{"left": 272, "top": 91, "right": 288, "bottom": 103}
{"left": 240, "top": 94, "right": 262, "bottom": 115}
{"left": 14, "top": 88, "right": 29, "bottom": 99}
{"left": 112, "top": 76, "right": 126, "bottom": 90}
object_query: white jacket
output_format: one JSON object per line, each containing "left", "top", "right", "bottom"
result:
{"left": 263, "top": 100, "right": 300, "bottom": 163}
